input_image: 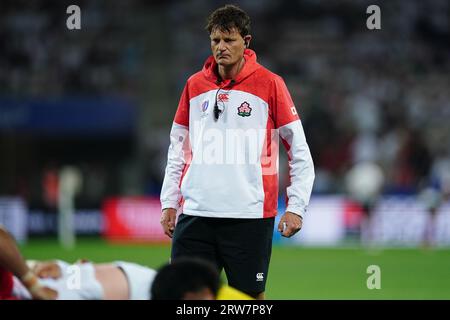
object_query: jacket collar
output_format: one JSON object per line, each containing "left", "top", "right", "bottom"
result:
{"left": 202, "top": 49, "right": 260, "bottom": 86}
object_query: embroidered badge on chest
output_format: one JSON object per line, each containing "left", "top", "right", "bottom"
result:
{"left": 237, "top": 101, "right": 252, "bottom": 117}
{"left": 200, "top": 100, "right": 209, "bottom": 118}
{"left": 201, "top": 100, "right": 209, "bottom": 112}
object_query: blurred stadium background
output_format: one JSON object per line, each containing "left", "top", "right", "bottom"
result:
{"left": 1, "top": 0, "right": 449, "bottom": 299}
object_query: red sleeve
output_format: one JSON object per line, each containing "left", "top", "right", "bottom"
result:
{"left": 271, "top": 76, "right": 300, "bottom": 128}
{"left": 0, "top": 268, "right": 13, "bottom": 299}
{"left": 174, "top": 82, "right": 190, "bottom": 127}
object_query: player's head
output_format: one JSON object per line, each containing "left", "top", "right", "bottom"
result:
{"left": 150, "top": 257, "right": 221, "bottom": 300}
{"left": 206, "top": 4, "right": 251, "bottom": 39}
{"left": 206, "top": 4, "right": 252, "bottom": 67}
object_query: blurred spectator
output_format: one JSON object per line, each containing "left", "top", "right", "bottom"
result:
{"left": 345, "top": 161, "right": 385, "bottom": 245}
{"left": 0, "top": 0, "right": 449, "bottom": 204}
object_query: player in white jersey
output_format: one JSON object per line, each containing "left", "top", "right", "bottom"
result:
{"left": 12, "top": 259, "right": 156, "bottom": 300}
{"left": 1, "top": 224, "right": 156, "bottom": 300}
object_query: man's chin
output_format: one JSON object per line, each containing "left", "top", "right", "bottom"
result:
{"left": 216, "top": 60, "right": 233, "bottom": 68}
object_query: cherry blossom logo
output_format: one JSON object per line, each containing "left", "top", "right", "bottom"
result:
{"left": 237, "top": 101, "right": 252, "bottom": 117}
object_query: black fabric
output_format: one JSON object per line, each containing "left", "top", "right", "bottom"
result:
{"left": 171, "top": 213, "right": 274, "bottom": 295}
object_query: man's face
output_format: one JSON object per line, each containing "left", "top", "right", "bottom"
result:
{"left": 210, "top": 27, "right": 250, "bottom": 67}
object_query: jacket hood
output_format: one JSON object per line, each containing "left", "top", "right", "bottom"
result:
{"left": 202, "top": 49, "right": 260, "bottom": 85}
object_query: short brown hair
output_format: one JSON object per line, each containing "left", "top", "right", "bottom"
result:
{"left": 205, "top": 4, "right": 251, "bottom": 37}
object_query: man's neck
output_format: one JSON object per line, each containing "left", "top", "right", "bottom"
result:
{"left": 218, "top": 57, "right": 245, "bottom": 81}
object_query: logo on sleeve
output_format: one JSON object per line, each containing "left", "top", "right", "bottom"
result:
{"left": 237, "top": 101, "right": 252, "bottom": 117}
{"left": 291, "top": 106, "right": 297, "bottom": 115}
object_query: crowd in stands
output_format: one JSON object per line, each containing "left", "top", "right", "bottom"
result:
{"left": 1, "top": 0, "right": 449, "bottom": 202}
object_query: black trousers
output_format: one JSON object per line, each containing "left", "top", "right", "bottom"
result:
{"left": 171, "top": 213, "right": 275, "bottom": 295}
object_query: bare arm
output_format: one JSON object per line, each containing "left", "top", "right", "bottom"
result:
{"left": 0, "top": 225, "right": 57, "bottom": 299}
{"left": 0, "top": 225, "right": 29, "bottom": 279}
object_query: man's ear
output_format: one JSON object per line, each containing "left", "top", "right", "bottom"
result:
{"left": 244, "top": 35, "right": 252, "bottom": 48}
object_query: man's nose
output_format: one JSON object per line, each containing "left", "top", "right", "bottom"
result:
{"left": 218, "top": 40, "right": 227, "bottom": 51}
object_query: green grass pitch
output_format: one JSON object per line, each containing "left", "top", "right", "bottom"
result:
{"left": 20, "top": 238, "right": 450, "bottom": 299}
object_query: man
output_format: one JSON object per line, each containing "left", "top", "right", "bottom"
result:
{"left": 151, "top": 257, "right": 220, "bottom": 300}
{"left": 15, "top": 259, "right": 156, "bottom": 300}
{"left": 151, "top": 257, "right": 253, "bottom": 300}
{"left": 0, "top": 225, "right": 156, "bottom": 300}
{"left": 345, "top": 161, "right": 384, "bottom": 246}
{"left": 160, "top": 4, "right": 314, "bottom": 299}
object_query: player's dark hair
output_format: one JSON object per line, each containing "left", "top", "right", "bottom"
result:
{"left": 206, "top": 4, "right": 251, "bottom": 37}
{"left": 150, "top": 257, "right": 221, "bottom": 300}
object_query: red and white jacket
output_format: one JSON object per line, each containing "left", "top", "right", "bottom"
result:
{"left": 161, "top": 49, "right": 314, "bottom": 219}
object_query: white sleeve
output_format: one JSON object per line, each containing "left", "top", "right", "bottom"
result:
{"left": 12, "top": 276, "right": 32, "bottom": 299}
{"left": 160, "top": 122, "right": 190, "bottom": 211}
{"left": 279, "top": 119, "right": 315, "bottom": 218}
